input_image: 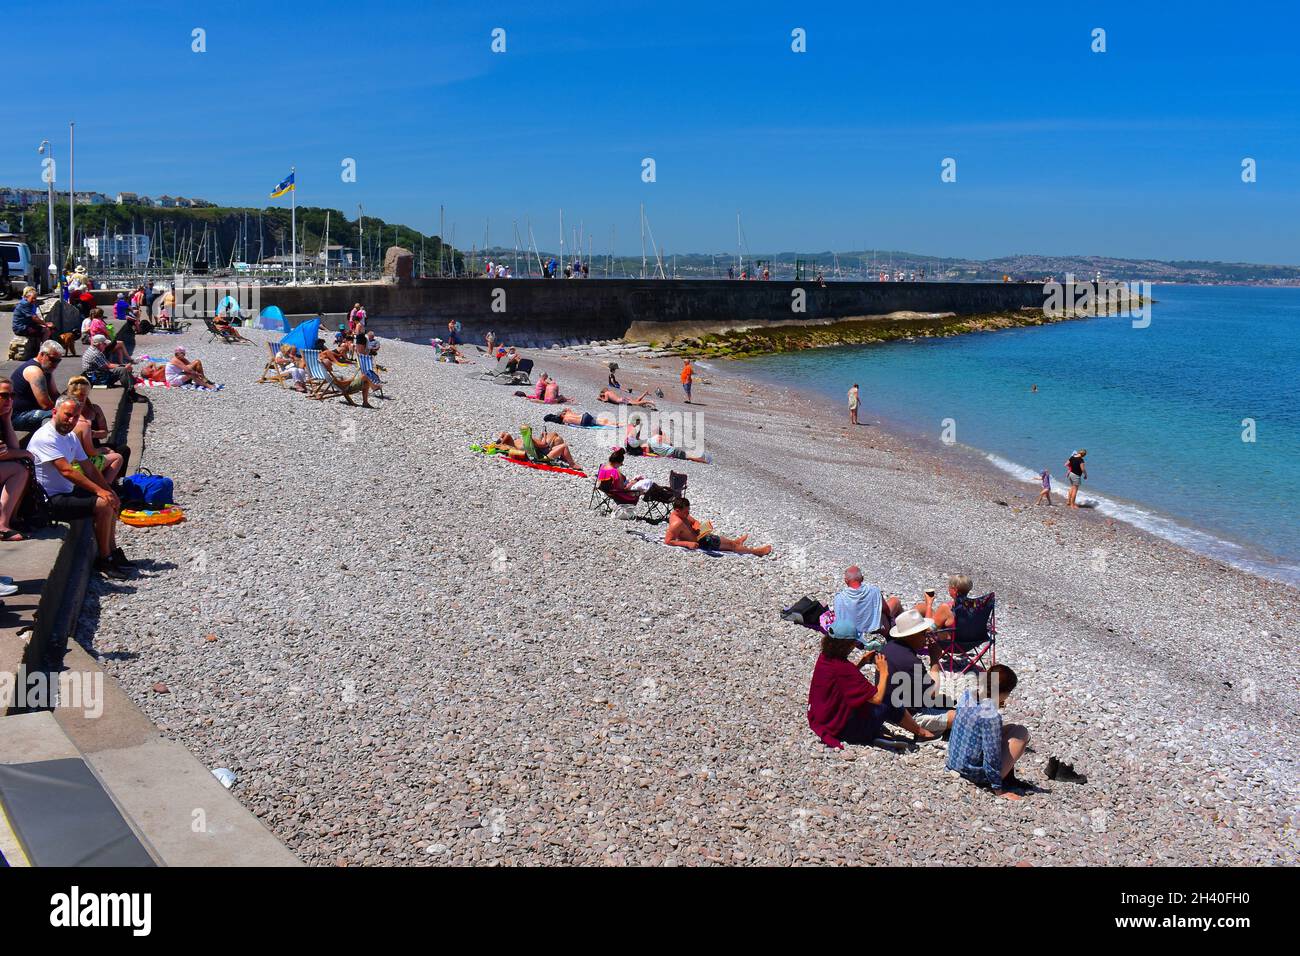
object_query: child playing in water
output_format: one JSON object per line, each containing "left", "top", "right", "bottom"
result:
{"left": 1036, "top": 468, "right": 1052, "bottom": 505}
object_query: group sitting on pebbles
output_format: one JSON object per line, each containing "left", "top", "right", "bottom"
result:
{"left": 481, "top": 348, "right": 756, "bottom": 558}
{"left": 808, "top": 567, "right": 1087, "bottom": 799}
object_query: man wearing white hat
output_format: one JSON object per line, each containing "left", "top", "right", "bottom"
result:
{"left": 882, "top": 608, "right": 956, "bottom": 737}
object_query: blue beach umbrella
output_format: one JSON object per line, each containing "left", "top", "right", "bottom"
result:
{"left": 280, "top": 317, "right": 320, "bottom": 351}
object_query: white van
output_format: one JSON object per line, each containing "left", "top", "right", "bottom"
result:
{"left": 0, "top": 236, "right": 37, "bottom": 295}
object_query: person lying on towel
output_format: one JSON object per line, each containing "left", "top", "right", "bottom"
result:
{"left": 663, "top": 497, "right": 771, "bottom": 556}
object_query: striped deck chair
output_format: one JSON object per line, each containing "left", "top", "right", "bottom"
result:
{"left": 257, "top": 342, "right": 286, "bottom": 386}
{"left": 301, "top": 349, "right": 342, "bottom": 401}
{"left": 357, "top": 352, "right": 384, "bottom": 398}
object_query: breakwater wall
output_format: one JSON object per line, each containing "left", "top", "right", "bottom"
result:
{"left": 100, "top": 278, "right": 1049, "bottom": 347}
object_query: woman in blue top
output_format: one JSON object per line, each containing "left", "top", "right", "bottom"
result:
{"left": 946, "top": 664, "right": 1030, "bottom": 800}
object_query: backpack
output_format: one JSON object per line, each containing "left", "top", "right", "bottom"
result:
{"left": 781, "top": 596, "right": 827, "bottom": 630}
{"left": 14, "top": 460, "right": 50, "bottom": 533}
{"left": 117, "top": 468, "right": 174, "bottom": 508}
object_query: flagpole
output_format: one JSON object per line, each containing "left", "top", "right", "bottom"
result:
{"left": 290, "top": 165, "right": 297, "bottom": 283}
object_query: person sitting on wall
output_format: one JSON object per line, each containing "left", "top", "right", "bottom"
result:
{"left": 81, "top": 335, "right": 142, "bottom": 400}
{"left": 10, "top": 340, "right": 63, "bottom": 432}
{"left": 28, "top": 396, "right": 132, "bottom": 580}
{"left": 12, "top": 287, "right": 53, "bottom": 361}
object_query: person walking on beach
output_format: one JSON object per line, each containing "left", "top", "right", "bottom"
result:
{"left": 1065, "top": 449, "right": 1087, "bottom": 508}
{"left": 848, "top": 383, "right": 860, "bottom": 425}
{"left": 1036, "top": 468, "right": 1052, "bottom": 505}
{"left": 681, "top": 358, "right": 694, "bottom": 404}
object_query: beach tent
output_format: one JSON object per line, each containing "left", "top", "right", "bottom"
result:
{"left": 280, "top": 317, "right": 320, "bottom": 352}
{"left": 215, "top": 295, "right": 242, "bottom": 318}
{"left": 258, "top": 305, "right": 287, "bottom": 331}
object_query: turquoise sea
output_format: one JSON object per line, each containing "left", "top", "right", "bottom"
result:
{"left": 732, "top": 285, "right": 1300, "bottom": 587}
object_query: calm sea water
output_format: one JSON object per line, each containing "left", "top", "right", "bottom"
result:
{"left": 731, "top": 285, "right": 1300, "bottom": 587}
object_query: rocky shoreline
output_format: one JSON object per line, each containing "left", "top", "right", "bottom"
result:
{"left": 77, "top": 327, "right": 1297, "bottom": 865}
{"left": 663, "top": 308, "right": 1083, "bottom": 358}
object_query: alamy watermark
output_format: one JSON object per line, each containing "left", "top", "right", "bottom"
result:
{"left": 1, "top": 666, "right": 103, "bottom": 717}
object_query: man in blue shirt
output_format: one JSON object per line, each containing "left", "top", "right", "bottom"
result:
{"left": 946, "top": 664, "right": 1030, "bottom": 799}
{"left": 12, "top": 287, "right": 51, "bottom": 360}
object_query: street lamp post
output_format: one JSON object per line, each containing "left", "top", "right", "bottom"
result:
{"left": 68, "top": 121, "right": 75, "bottom": 276}
{"left": 37, "top": 140, "right": 56, "bottom": 291}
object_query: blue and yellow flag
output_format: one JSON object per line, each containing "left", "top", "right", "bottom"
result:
{"left": 269, "top": 172, "right": 295, "bottom": 199}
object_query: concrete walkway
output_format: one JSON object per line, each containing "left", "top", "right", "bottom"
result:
{"left": 0, "top": 328, "right": 300, "bottom": 866}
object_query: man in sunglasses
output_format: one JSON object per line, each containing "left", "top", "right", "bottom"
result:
{"left": 28, "top": 396, "right": 131, "bottom": 579}
{"left": 9, "top": 339, "right": 63, "bottom": 432}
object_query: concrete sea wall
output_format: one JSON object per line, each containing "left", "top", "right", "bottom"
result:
{"left": 101, "top": 278, "right": 1049, "bottom": 347}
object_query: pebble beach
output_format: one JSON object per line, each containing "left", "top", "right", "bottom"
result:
{"left": 76, "top": 328, "right": 1299, "bottom": 866}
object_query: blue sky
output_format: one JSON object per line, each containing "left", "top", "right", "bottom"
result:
{"left": 6, "top": 0, "right": 1298, "bottom": 262}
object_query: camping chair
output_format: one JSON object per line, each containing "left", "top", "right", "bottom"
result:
{"left": 357, "top": 352, "right": 384, "bottom": 398}
{"left": 929, "top": 592, "right": 997, "bottom": 674}
{"left": 301, "top": 350, "right": 342, "bottom": 401}
{"left": 204, "top": 317, "right": 239, "bottom": 344}
{"left": 645, "top": 470, "right": 687, "bottom": 523}
{"left": 257, "top": 342, "right": 286, "bottom": 387}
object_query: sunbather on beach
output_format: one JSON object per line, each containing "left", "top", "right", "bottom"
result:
{"left": 270, "top": 345, "right": 308, "bottom": 391}
{"left": 440, "top": 342, "right": 470, "bottom": 363}
{"left": 598, "top": 387, "right": 655, "bottom": 409}
{"left": 913, "top": 573, "right": 973, "bottom": 630}
{"left": 544, "top": 407, "right": 617, "bottom": 428}
{"left": 531, "top": 429, "right": 579, "bottom": 467}
{"left": 166, "top": 347, "right": 214, "bottom": 388}
{"left": 664, "top": 497, "right": 772, "bottom": 556}
{"left": 493, "top": 429, "right": 579, "bottom": 469}
{"left": 321, "top": 344, "right": 376, "bottom": 408}
{"left": 651, "top": 424, "right": 711, "bottom": 463}
{"left": 213, "top": 311, "right": 251, "bottom": 343}
{"left": 946, "top": 664, "right": 1030, "bottom": 799}
{"left": 807, "top": 620, "right": 936, "bottom": 748}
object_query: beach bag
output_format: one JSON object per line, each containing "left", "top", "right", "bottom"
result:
{"left": 14, "top": 460, "right": 50, "bottom": 532}
{"left": 781, "top": 596, "right": 827, "bottom": 629}
{"left": 118, "top": 468, "right": 174, "bottom": 507}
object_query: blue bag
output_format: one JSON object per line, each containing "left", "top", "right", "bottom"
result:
{"left": 118, "top": 469, "right": 174, "bottom": 507}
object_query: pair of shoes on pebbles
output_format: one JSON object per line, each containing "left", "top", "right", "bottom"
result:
{"left": 1045, "top": 756, "right": 1087, "bottom": 784}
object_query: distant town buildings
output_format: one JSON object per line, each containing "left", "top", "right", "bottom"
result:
{"left": 83, "top": 233, "right": 152, "bottom": 267}
{"left": 0, "top": 186, "right": 212, "bottom": 208}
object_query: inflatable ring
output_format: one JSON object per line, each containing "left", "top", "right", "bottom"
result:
{"left": 120, "top": 505, "right": 185, "bottom": 527}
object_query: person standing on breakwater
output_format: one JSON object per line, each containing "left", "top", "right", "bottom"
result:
{"left": 681, "top": 358, "right": 694, "bottom": 404}
{"left": 1065, "top": 449, "right": 1087, "bottom": 509}
{"left": 848, "top": 383, "right": 860, "bottom": 425}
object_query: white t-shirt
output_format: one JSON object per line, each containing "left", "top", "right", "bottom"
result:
{"left": 28, "top": 421, "right": 87, "bottom": 497}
